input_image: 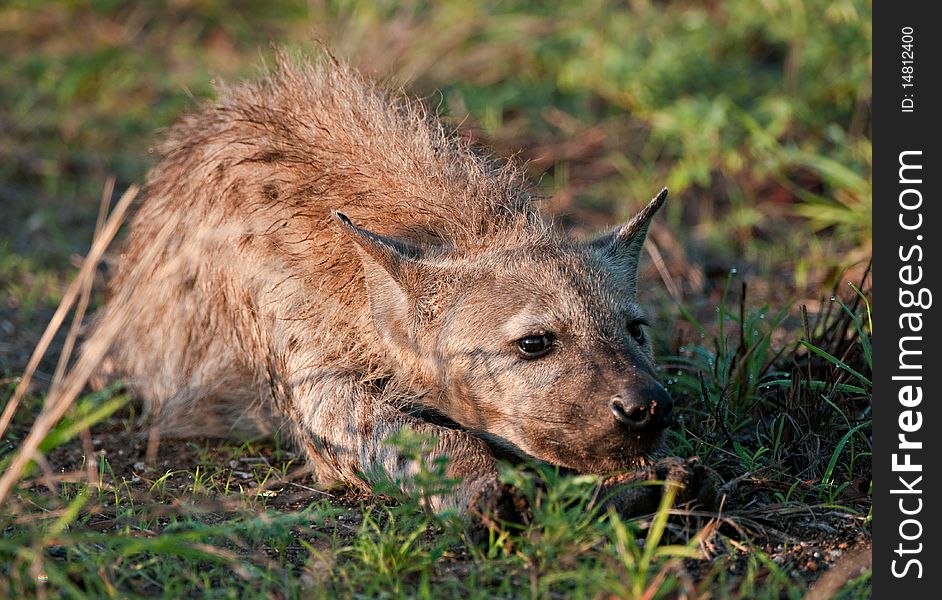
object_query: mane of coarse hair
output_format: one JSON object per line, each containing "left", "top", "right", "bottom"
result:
{"left": 147, "top": 49, "right": 548, "bottom": 254}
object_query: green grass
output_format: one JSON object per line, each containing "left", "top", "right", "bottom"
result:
{"left": 0, "top": 274, "right": 872, "bottom": 598}
{"left": 0, "top": 460, "right": 865, "bottom": 598}
{"left": 1, "top": 0, "right": 871, "bottom": 597}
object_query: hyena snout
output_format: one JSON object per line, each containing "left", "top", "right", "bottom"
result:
{"left": 609, "top": 379, "right": 674, "bottom": 433}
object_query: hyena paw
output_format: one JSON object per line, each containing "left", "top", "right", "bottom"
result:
{"left": 599, "top": 456, "right": 722, "bottom": 518}
{"left": 466, "top": 480, "right": 531, "bottom": 541}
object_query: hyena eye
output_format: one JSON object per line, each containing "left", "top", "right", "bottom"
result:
{"left": 627, "top": 319, "right": 647, "bottom": 343}
{"left": 516, "top": 334, "right": 554, "bottom": 359}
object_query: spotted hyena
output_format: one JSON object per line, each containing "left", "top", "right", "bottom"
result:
{"left": 88, "top": 54, "right": 717, "bottom": 521}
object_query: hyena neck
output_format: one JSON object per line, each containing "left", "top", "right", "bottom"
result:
{"left": 381, "top": 369, "right": 479, "bottom": 431}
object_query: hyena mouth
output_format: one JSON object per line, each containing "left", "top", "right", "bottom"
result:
{"left": 405, "top": 405, "right": 466, "bottom": 431}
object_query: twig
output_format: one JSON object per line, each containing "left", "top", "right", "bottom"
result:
{"left": 645, "top": 237, "right": 682, "bottom": 302}
{"left": 803, "top": 544, "right": 872, "bottom": 600}
{"left": 145, "top": 425, "right": 161, "bottom": 465}
{"left": 0, "top": 182, "right": 129, "bottom": 441}
{"left": 49, "top": 178, "right": 114, "bottom": 393}
{"left": 0, "top": 185, "right": 138, "bottom": 506}
{"left": 248, "top": 464, "right": 319, "bottom": 496}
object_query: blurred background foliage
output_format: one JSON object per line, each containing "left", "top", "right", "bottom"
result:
{"left": 1, "top": 0, "right": 871, "bottom": 354}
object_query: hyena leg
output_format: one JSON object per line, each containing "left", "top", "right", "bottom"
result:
{"left": 286, "top": 373, "right": 506, "bottom": 514}
{"left": 599, "top": 457, "right": 721, "bottom": 517}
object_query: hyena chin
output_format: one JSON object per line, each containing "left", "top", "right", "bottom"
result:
{"left": 87, "top": 54, "right": 717, "bottom": 518}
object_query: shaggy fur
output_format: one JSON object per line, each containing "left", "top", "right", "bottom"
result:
{"left": 88, "top": 54, "right": 689, "bottom": 513}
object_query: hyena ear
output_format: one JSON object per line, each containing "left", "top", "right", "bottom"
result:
{"left": 332, "top": 211, "right": 425, "bottom": 354}
{"left": 585, "top": 188, "right": 668, "bottom": 291}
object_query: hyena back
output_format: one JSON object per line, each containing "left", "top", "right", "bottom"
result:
{"left": 89, "top": 55, "right": 691, "bottom": 514}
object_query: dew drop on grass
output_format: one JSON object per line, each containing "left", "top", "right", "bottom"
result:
{"left": 830, "top": 295, "right": 836, "bottom": 301}
{"left": 678, "top": 346, "right": 687, "bottom": 353}
{"left": 730, "top": 267, "right": 738, "bottom": 274}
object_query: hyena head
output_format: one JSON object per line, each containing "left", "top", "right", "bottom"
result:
{"left": 335, "top": 189, "right": 672, "bottom": 473}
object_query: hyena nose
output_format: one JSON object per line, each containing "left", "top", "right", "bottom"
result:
{"left": 610, "top": 382, "right": 673, "bottom": 432}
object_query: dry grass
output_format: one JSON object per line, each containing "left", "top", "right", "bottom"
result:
{"left": 0, "top": 183, "right": 137, "bottom": 503}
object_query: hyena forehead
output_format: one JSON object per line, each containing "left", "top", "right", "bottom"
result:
{"left": 458, "top": 244, "right": 647, "bottom": 339}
